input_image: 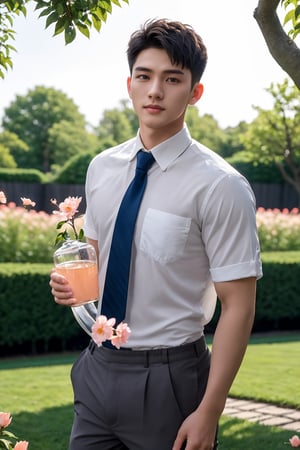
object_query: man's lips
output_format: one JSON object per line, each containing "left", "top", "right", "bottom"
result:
{"left": 144, "top": 104, "right": 164, "bottom": 111}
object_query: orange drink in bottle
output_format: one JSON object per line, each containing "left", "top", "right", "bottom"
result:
{"left": 56, "top": 259, "right": 99, "bottom": 305}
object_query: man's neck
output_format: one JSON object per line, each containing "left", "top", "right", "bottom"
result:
{"left": 139, "top": 123, "right": 184, "bottom": 150}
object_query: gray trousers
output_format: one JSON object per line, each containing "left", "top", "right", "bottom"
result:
{"left": 69, "top": 337, "right": 218, "bottom": 450}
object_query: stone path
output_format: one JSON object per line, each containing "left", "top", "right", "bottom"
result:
{"left": 224, "top": 398, "right": 300, "bottom": 432}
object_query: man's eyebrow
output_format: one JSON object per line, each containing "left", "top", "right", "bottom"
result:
{"left": 133, "top": 66, "right": 185, "bottom": 75}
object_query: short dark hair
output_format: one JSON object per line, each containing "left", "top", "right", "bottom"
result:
{"left": 127, "top": 18, "right": 208, "bottom": 87}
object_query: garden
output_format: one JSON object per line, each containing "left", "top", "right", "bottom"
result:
{"left": 0, "top": 196, "right": 300, "bottom": 449}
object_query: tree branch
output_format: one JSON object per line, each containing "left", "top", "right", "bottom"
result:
{"left": 254, "top": 0, "right": 300, "bottom": 89}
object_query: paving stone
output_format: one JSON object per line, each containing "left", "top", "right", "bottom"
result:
{"left": 281, "top": 421, "right": 300, "bottom": 432}
{"left": 224, "top": 398, "right": 300, "bottom": 431}
{"left": 233, "top": 411, "right": 264, "bottom": 420}
{"left": 248, "top": 415, "right": 272, "bottom": 423}
{"left": 238, "top": 403, "right": 268, "bottom": 411}
{"left": 256, "top": 406, "right": 296, "bottom": 416}
{"left": 258, "top": 417, "right": 293, "bottom": 426}
{"left": 286, "top": 411, "right": 300, "bottom": 420}
{"left": 223, "top": 407, "right": 239, "bottom": 415}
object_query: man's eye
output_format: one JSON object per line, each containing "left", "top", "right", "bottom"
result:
{"left": 136, "top": 74, "right": 149, "bottom": 80}
{"left": 167, "top": 77, "right": 179, "bottom": 83}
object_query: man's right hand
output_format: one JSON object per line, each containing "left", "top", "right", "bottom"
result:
{"left": 49, "top": 268, "right": 77, "bottom": 306}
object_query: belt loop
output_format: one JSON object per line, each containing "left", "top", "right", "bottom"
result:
{"left": 162, "top": 348, "right": 169, "bottom": 364}
{"left": 193, "top": 340, "right": 200, "bottom": 357}
{"left": 144, "top": 351, "right": 149, "bottom": 368}
{"left": 89, "top": 339, "right": 96, "bottom": 354}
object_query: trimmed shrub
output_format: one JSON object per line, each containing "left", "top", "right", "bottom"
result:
{"left": 206, "top": 251, "right": 300, "bottom": 333}
{"left": 0, "top": 263, "right": 88, "bottom": 355}
{"left": 0, "top": 252, "right": 299, "bottom": 355}
{"left": 53, "top": 151, "right": 95, "bottom": 184}
{"left": 0, "top": 168, "right": 45, "bottom": 183}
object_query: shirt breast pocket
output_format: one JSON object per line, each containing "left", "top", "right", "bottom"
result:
{"left": 139, "top": 208, "right": 191, "bottom": 264}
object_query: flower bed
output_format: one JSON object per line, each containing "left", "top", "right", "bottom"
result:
{"left": 257, "top": 207, "right": 300, "bottom": 252}
{"left": 0, "top": 202, "right": 58, "bottom": 263}
{"left": 0, "top": 199, "right": 300, "bottom": 261}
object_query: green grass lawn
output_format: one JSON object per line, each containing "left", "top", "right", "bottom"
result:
{"left": 229, "top": 333, "right": 300, "bottom": 409}
{"left": 1, "top": 334, "right": 299, "bottom": 449}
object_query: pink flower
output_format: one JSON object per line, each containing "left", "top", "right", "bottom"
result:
{"left": 54, "top": 196, "right": 82, "bottom": 221}
{"left": 0, "top": 411, "right": 12, "bottom": 428}
{"left": 291, "top": 208, "right": 299, "bottom": 215}
{"left": 14, "top": 441, "right": 29, "bottom": 450}
{"left": 0, "top": 191, "right": 7, "bottom": 204}
{"left": 91, "top": 315, "right": 116, "bottom": 346}
{"left": 290, "top": 435, "right": 300, "bottom": 448}
{"left": 21, "top": 197, "right": 36, "bottom": 208}
{"left": 111, "top": 323, "right": 132, "bottom": 349}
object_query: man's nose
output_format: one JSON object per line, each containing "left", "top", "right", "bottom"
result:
{"left": 148, "top": 79, "right": 163, "bottom": 99}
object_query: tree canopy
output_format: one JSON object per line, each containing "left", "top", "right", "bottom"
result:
{"left": 0, "top": 0, "right": 128, "bottom": 78}
{"left": 242, "top": 78, "right": 300, "bottom": 199}
{"left": 1, "top": 85, "right": 89, "bottom": 172}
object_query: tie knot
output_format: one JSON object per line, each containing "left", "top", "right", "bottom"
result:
{"left": 136, "top": 150, "right": 155, "bottom": 173}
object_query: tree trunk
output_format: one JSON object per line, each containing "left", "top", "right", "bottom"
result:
{"left": 254, "top": 0, "right": 300, "bottom": 89}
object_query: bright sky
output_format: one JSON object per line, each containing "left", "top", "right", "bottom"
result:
{"left": 0, "top": 0, "right": 295, "bottom": 129}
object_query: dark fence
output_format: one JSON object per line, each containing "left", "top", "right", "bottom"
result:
{"left": 1, "top": 181, "right": 299, "bottom": 212}
{"left": 1, "top": 182, "right": 86, "bottom": 213}
{"left": 252, "top": 183, "right": 299, "bottom": 209}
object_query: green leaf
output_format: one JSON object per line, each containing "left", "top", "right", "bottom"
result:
{"left": 54, "top": 16, "right": 68, "bottom": 36}
{"left": 55, "top": 3, "right": 65, "bottom": 16}
{"left": 45, "top": 11, "right": 59, "bottom": 29}
{"left": 99, "top": 0, "right": 112, "bottom": 13}
{"left": 34, "top": 1, "right": 50, "bottom": 11}
{"left": 7, "top": 44, "right": 17, "bottom": 52}
{"left": 1, "top": 429, "right": 19, "bottom": 439}
{"left": 283, "top": 9, "right": 294, "bottom": 26}
{"left": 91, "top": 12, "right": 102, "bottom": 31}
{"left": 64, "top": 24, "right": 76, "bottom": 44}
{"left": 78, "top": 228, "right": 84, "bottom": 241}
{"left": 54, "top": 231, "right": 69, "bottom": 246}
{"left": 76, "top": 21, "right": 90, "bottom": 38}
{"left": 93, "top": 6, "right": 107, "bottom": 21}
{"left": 38, "top": 6, "right": 54, "bottom": 18}
{"left": 0, "top": 438, "right": 12, "bottom": 449}
{"left": 56, "top": 220, "right": 67, "bottom": 230}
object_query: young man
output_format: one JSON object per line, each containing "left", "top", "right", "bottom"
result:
{"left": 50, "top": 19, "right": 262, "bottom": 450}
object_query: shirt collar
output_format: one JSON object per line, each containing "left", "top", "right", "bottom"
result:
{"left": 130, "top": 124, "right": 192, "bottom": 171}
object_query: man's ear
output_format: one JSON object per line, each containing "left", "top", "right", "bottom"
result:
{"left": 127, "top": 76, "right": 132, "bottom": 98}
{"left": 189, "top": 83, "right": 204, "bottom": 106}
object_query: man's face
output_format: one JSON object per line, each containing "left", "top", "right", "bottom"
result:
{"left": 127, "top": 47, "right": 203, "bottom": 137}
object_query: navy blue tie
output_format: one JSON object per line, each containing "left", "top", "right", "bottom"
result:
{"left": 101, "top": 150, "right": 155, "bottom": 326}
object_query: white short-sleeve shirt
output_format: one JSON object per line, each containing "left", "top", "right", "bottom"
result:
{"left": 84, "top": 125, "right": 263, "bottom": 348}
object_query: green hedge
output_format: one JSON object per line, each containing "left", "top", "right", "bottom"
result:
{"left": 0, "top": 253, "right": 299, "bottom": 355}
{"left": 0, "top": 157, "right": 288, "bottom": 185}
{"left": 53, "top": 139, "right": 115, "bottom": 184}
{"left": 53, "top": 150, "right": 95, "bottom": 184}
{"left": 207, "top": 251, "right": 300, "bottom": 333}
{"left": 0, "top": 263, "right": 88, "bottom": 355}
{"left": 254, "top": 252, "right": 300, "bottom": 329}
{"left": 0, "top": 168, "right": 45, "bottom": 183}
